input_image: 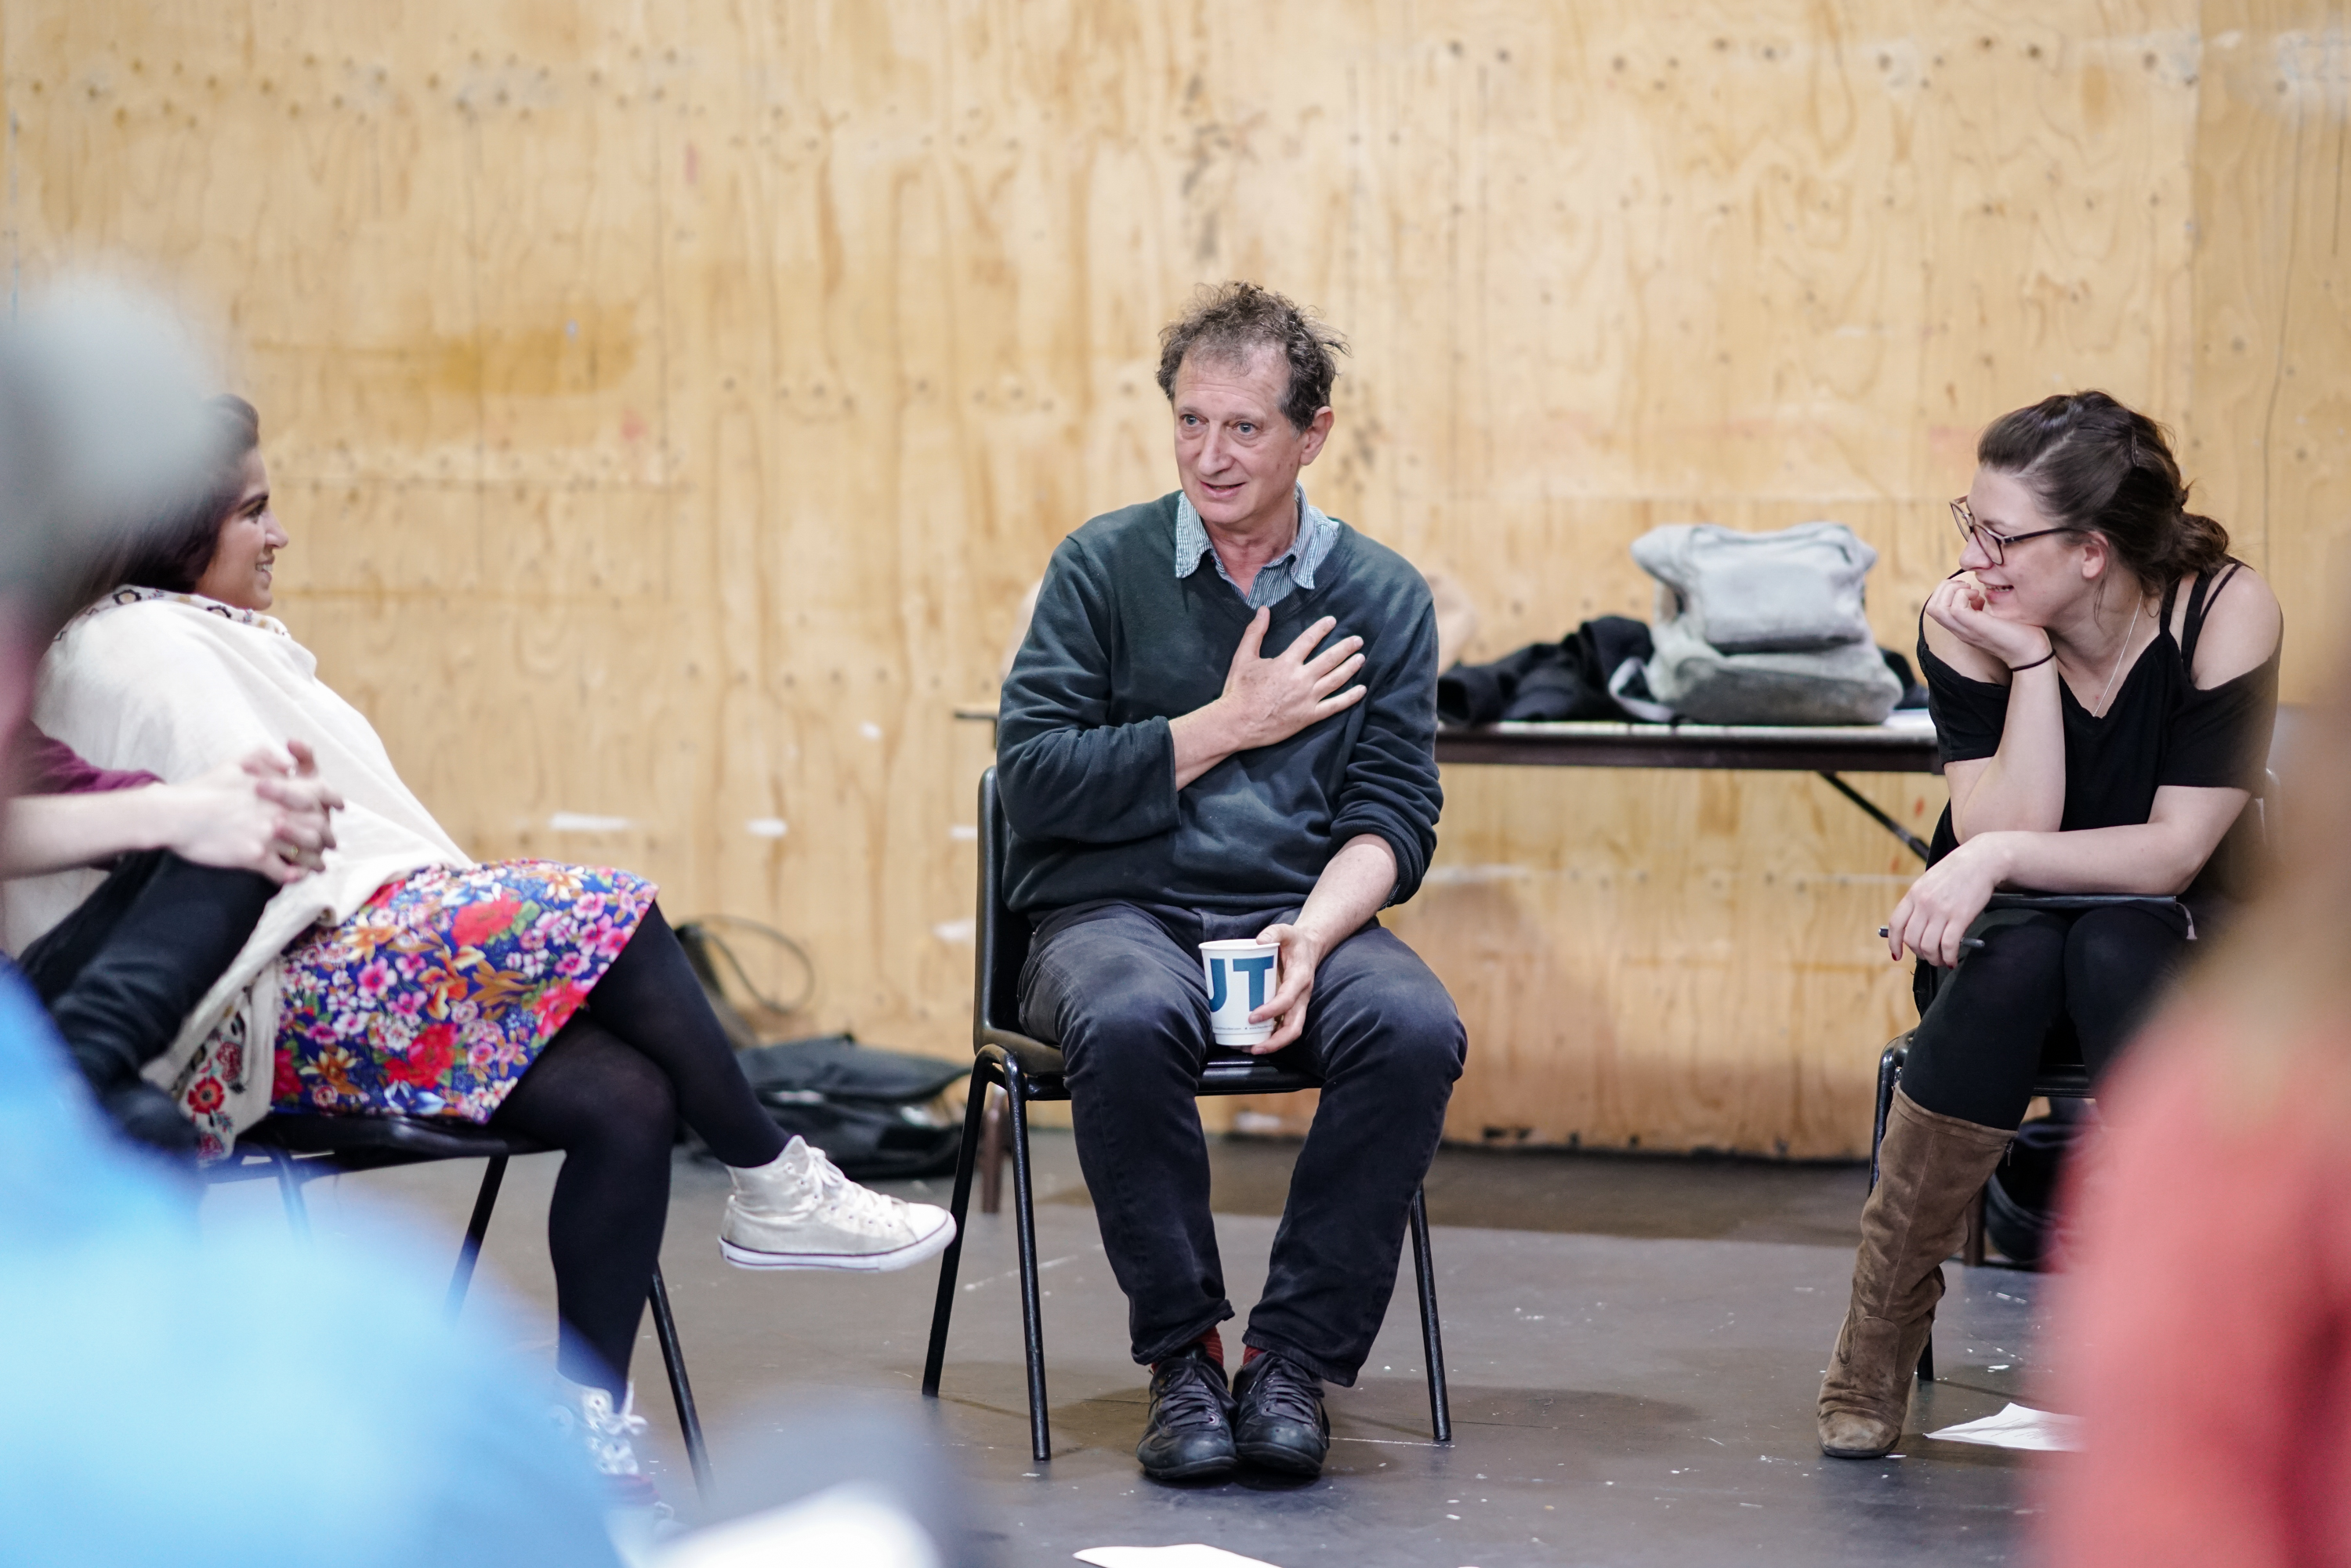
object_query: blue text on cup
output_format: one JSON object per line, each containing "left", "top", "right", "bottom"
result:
{"left": 1207, "top": 954, "right": 1277, "bottom": 1013}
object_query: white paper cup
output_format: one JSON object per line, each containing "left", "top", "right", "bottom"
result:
{"left": 1200, "top": 937, "right": 1281, "bottom": 1047}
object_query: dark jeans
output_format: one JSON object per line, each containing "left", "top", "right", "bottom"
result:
{"left": 1900, "top": 904, "right": 2191, "bottom": 1129}
{"left": 18, "top": 849, "right": 277, "bottom": 1087}
{"left": 1020, "top": 900, "right": 1465, "bottom": 1385}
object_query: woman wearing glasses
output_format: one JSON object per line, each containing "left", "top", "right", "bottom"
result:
{"left": 1817, "top": 391, "right": 2280, "bottom": 1460}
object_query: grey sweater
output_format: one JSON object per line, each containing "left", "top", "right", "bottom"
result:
{"left": 997, "top": 492, "right": 1442, "bottom": 915}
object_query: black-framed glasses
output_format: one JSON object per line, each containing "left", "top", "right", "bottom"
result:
{"left": 1951, "top": 497, "right": 2074, "bottom": 565}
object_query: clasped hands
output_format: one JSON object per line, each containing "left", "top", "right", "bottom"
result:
{"left": 170, "top": 739, "right": 345, "bottom": 885}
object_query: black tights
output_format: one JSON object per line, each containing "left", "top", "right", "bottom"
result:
{"left": 1899, "top": 905, "right": 2189, "bottom": 1129}
{"left": 488, "top": 904, "right": 784, "bottom": 1392}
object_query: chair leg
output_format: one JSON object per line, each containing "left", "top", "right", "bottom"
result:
{"left": 648, "top": 1265, "right": 712, "bottom": 1499}
{"left": 1870, "top": 1043, "right": 1905, "bottom": 1193}
{"left": 266, "top": 1147, "right": 312, "bottom": 1243}
{"left": 978, "top": 1086, "right": 1008, "bottom": 1216}
{"left": 922, "top": 1058, "right": 996, "bottom": 1398}
{"left": 445, "top": 1155, "right": 509, "bottom": 1319}
{"left": 1962, "top": 1186, "right": 1987, "bottom": 1266}
{"left": 1005, "top": 1063, "right": 1052, "bottom": 1463}
{"left": 1407, "top": 1186, "right": 1451, "bottom": 1444}
{"left": 1872, "top": 1045, "right": 1936, "bottom": 1383}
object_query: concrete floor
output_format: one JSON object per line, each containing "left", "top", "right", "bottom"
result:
{"left": 202, "top": 1132, "right": 2052, "bottom": 1567}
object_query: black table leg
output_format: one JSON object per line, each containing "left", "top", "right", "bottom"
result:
{"left": 1817, "top": 772, "right": 1930, "bottom": 860}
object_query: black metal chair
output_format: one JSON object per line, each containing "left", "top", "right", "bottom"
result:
{"left": 919, "top": 767, "right": 1452, "bottom": 1463}
{"left": 210, "top": 1112, "right": 711, "bottom": 1495}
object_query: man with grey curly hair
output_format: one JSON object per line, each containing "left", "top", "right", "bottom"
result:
{"left": 995, "top": 281, "right": 1464, "bottom": 1484}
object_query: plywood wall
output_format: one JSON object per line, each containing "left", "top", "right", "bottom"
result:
{"left": 5, "top": 2, "right": 2342, "bottom": 1157}
{"left": 2186, "top": 2, "right": 2351, "bottom": 680}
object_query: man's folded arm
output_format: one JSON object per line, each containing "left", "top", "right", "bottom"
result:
{"left": 1328, "top": 598, "right": 1443, "bottom": 904}
{"left": 995, "top": 542, "right": 1183, "bottom": 846}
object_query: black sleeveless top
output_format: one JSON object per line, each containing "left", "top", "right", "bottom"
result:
{"left": 1918, "top": 561, "right": 2281, "bottom": 894}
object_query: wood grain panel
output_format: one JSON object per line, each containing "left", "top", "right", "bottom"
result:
{"left": 2, "top": 1, "right": 2334, "bottom": 1158}
{"left": 2186, "top": 3, "right": 2351, "bottom": 697}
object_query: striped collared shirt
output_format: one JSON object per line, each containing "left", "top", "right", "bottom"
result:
{"left": 1174, "top": 486, "right": 1339, "bottom": 610}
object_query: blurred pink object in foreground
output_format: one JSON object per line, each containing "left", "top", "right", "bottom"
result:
{"left": 2041, "top": 1002, "right": 2351, "bottom": 1566}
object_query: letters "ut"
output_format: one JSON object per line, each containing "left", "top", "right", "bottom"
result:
{"left": 1208, "top": 954, "right": 1277, "bottom": 1012}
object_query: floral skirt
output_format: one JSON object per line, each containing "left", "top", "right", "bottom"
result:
{"left": 259, "top": 860, "right": 657, "bottom": 1123}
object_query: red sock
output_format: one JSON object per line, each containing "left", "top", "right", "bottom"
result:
{"left": 1154, "top": 1327, "right": 1224, "bottom": 1372}
{"left": 1241, "top": 1345, "right": 1265, "bottom": 1369}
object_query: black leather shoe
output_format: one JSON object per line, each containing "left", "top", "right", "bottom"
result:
{"left": 1136, "top": 1346, "right": 1237, "bottom": 1483}
{"left": 1233, "top": 1351, "right": 1329, "bottom": 1477}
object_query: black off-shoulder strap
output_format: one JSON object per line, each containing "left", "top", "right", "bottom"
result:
{"left": 2180, "top": 558, "right": 2244, "bottom": 671}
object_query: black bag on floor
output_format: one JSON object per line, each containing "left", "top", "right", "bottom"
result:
{"left": 673, "top": 917, "right": 817, "bottom": 1052}
{"left": 734, "top": 1034, "right": 970, "bottom": 1181}
{"left": 672, "top": 918, "right": 965, "bottom": 1179}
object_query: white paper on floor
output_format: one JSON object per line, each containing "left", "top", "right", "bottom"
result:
{"left": 1925, "top": 1402, "right": 2081, "bottom": 1451}
{"left": 1075, "top": 1548, "right": 1283, "bottom": 1568}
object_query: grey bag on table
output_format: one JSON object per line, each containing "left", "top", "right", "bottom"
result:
{"left": 1632, "top": 521, "right": 1903, "bottom": 725}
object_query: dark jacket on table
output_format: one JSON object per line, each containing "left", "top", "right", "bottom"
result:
{"left": 997, "top": 492, "right": 1442, "bottom": 916}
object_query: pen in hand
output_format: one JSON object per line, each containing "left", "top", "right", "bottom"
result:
{"left": 1878, "top": 926, "right": 1984, "bottom": 950}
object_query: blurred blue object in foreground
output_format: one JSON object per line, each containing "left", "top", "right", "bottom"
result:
{"left": 0, "top": 961, "right": 620, "bottom": 1568}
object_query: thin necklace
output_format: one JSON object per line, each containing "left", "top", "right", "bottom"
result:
{"left": 2090, "top": 596, "right": 2145, "bottom": 716}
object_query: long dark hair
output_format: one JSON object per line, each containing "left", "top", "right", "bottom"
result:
{"left": 1977, "top": 391, "right": 2230, "bottom": 588}
{"left": 107, "top": 393, "right": 262, "bottom": 596}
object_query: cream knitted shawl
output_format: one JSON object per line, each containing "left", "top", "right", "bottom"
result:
{"left": 5, "top": 591, "right": 471, "bottom": 1149}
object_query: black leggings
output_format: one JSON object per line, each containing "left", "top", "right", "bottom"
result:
{"left": 488, "top": 904, "right": 784, "bottom": 1392}
{"left": 1898, "top": 904, "right": 2190, "bottom": 1129}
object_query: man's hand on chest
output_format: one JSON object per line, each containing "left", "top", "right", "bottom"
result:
{"left": 1168, "top": 607, "right": 1369, "bottom": 789}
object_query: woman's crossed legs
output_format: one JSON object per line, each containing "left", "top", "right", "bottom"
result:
{"left": 489, "top": 904, "right": 951, "bottom": 1394}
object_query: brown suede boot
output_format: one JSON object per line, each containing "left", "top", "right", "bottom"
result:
{"left": 1817, "top": 1088, "right": 2014, "bottom": 1458}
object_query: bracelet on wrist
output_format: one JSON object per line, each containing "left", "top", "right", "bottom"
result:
{"left": 2008, "top": 650, "right": 2056, "bottom": 673}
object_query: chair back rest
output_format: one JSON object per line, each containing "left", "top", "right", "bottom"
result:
{"left": 2251, "top": 700, "right": 2306, "bottom": 849}
{"left": 974, "top": 767, "right": 1031, "bottom": 1046}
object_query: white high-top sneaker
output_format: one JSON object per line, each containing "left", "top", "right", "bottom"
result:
{"left": 549, "top": 1379, "right": 659, "bottom": 1510}
{"left": 721, "top": 1135, "right": 957, "bottom": 1271}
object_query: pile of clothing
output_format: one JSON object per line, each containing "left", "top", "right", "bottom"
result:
{"left": 1439, "top": 521, "right": 1925, "bottom": 728}
{"left": 1437, "top": 614, "right": 1665, "bottom": 726}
